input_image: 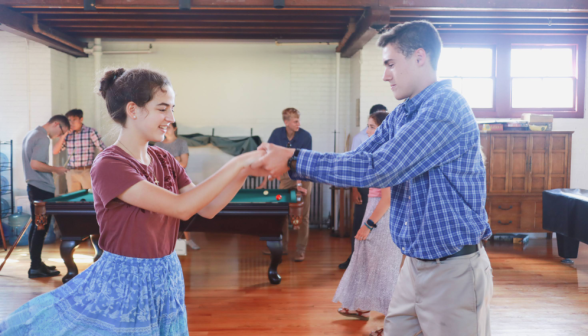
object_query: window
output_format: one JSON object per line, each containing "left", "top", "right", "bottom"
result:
{"left": 439, "top": 34, "right": 585, "bottom": 118}
{"left": 511, "top": 47, "right": 575, "bottom": 109}
{"left": 438, "top": 47, "right": 495, "bottom": 109}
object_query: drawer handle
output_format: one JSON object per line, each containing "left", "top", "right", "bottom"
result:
{"left": 498, "top": 220, "right": 512, "bottom": 225}
{"left": 498, "top": 205, "right": 513, "bottom": 210}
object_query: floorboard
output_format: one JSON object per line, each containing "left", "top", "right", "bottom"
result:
{"left": 1, "top": 230, "right": 587, "bottom": 335}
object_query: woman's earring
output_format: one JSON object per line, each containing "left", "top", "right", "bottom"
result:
{"left": 133, "top": 115, "right": 137, "bottom": 119}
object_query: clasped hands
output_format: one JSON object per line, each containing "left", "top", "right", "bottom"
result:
{"left": 241, "top": 143, "right": 296, "bottom": 182}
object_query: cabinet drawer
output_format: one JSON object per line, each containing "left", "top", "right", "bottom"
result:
{"left": 489, "top": 200, "right": 522, "bottom": 216}
{"left": 490, "top": 217, "right": 521, "bottom": 233}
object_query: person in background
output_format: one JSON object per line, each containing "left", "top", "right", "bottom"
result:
{"left": 23, "top": 115, "right": 70, "bottom": 278}
{"left": 53, "top": 109, "right": 106, "bottom": 192}
{"left": 258, "top": 107, "right": 312, "bottom": 262}
{"left": 339, "top": 104, "right": 387, "bottom": 270}
{"left": 155, "top": 122, "right": 199, "bottom": 250}
{"left": 333, "top": 112, "right": 402, "bottom": 336}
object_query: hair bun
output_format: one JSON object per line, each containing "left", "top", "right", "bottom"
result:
{"left": 99, "top": 68, "right": 125, "bottom": 99}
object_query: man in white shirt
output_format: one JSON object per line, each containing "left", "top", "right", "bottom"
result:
{"left": 339, "top": 104, "right": 387, "bottom": 269}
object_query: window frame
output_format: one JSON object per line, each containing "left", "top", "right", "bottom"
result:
{"left": 440, "top": 33, "right": 586, "bottom": 118}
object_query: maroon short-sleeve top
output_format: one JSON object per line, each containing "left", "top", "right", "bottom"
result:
{"left": 90, "top": 145, "right": 192, "bottom": 258}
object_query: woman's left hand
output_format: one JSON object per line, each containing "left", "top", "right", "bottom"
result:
{"left": 355, "top": 225, "right": 371, "bottom": 241}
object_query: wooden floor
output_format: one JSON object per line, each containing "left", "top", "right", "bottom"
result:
{"left": 1, "top": 230, "right": 588, "bottom": 335}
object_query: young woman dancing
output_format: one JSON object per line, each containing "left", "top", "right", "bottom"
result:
{"left": 0, "top": 68, "right": 267, "bottom": 335}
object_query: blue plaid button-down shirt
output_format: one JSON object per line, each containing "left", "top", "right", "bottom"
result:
{"left": 290, "top": 80, "right": 491, "bottom": 259}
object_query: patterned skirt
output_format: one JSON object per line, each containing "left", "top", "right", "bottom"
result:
{"left": 333, "top": 197, "right": 403, "bottom": 314}
{"left": 0, "top": 251, "right": 188, "bottom": 336}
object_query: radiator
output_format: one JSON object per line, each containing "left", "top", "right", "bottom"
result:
{"left": 243, "top": 177, "right": 326, "bottom": 228}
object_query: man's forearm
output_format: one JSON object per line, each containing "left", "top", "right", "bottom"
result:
{"left": 52, "top": 137, "right": 66, "bottom": 155}
{"left": 31, "top": 160, "right": 59, "bottom": 173}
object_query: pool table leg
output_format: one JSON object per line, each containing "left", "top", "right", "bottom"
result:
{"left": 60, "top": 240, "right": 82, "bottom": 284}
{"left": 90, "top": 234, "right": 103, "bottom": 262}
{"left": 265, "top": 239, "right": 283, "bottom": 285}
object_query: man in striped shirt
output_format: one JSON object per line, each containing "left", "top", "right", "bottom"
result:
{"left": 254, "top": 21, "right": 493, "bottom": 336}
{"left": 53, "top": 109, "right": 106, "bottom": 192}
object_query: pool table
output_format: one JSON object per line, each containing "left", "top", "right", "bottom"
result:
{"left": 34, "top": 189, "right": 303, "bottom": 285}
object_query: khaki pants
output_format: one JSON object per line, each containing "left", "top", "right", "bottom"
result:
{"left": 66, "top": 168, "right": 92, "bottom": 193}
{"left": 384, "top": 245, "right": 493, "bottom": 336}
{"left": 279, "top": 174, "right": 312, "bottom": 254}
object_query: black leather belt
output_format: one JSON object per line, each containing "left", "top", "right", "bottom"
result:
{"left": 416, "top": 244, "right": 479, "bottom": 262}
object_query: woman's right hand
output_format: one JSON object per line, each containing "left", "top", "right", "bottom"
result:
{"left": 355, "top": 224, "right": 371, "bottom": 241}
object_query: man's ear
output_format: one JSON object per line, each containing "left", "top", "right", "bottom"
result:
{"left": 414, "top": 48, "right": 427, "bottom": 67}
{"left": 80, "top": 117, "right": 84, "bottom": 123}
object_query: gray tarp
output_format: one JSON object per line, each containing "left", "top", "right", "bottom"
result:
{"left": 180, "top": 133, "right": 262, "bottom": 156}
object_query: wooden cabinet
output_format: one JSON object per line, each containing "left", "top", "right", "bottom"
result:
{"left": 480, "top": 131, "right": 572, "bottom": 234}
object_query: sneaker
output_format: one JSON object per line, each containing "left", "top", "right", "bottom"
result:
{"left": 294, "top": 251, "right": 305, "bottom": 262}
{"left": 187, "top": 240, "right": 200, "bottom": 250}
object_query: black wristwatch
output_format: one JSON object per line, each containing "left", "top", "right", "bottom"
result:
{"left": 288, "top": 149, "right": 300, "bottom": 173}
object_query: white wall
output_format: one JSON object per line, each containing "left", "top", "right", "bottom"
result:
{"left": 0, "top": 32, "right": 52, "bottom": 198}
{"left": 358, "top": 37, "right": 402, "bottom": 129}
{"left": 68, "top": 41, "right": 351, "bottom": 156}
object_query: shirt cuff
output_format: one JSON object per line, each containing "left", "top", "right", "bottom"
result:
{"left": 288, "top": 149, "right": 317, "bottom": 181}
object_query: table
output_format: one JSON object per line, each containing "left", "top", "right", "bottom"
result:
{"left": 34, "top": 189, "right": 302, "bottom": 284}
{"left": 543, "top": 188, "right": 588, "bottom": 264}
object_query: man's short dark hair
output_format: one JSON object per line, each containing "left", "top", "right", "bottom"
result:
{"left": 48, "top": 115, "right": 70, "bottom": 129}
{"left": 65, "top": 109, "right": 83, "bottom": 119}
{"left": 377, "top": 21, "right": 442, "bottom": 71}
{"left": 370, "top": 104, "right": 387, "bottom": 115}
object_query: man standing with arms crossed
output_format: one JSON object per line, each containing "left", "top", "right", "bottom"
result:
{"left": 255, "top": 21, "right": 493, "bottom": 336}
{"left": 259, "top": 108, "right": 312, "bottom": 262}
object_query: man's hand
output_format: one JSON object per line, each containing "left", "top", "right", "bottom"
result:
{"left": 252, "top": 143, "right": 295, "bottom": 179}
{"left": 352, "top": 187, "right": 362, "bottom": 205}
{"left": 53, "top": 166, "right": 68, "bottom": 175}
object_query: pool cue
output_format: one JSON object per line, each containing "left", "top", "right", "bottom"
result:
{"left": 63, "top": 155, "right": 70, "bottom": 168}
{"left": 0, "top": 218, "right": 33, "bottom": 272}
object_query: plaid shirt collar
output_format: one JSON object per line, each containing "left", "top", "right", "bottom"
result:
{"left": 403, "top": 80, "right": 453, "bottom": 116}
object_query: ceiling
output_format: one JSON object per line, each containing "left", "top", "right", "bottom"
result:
{"left": 1, "top": 0, "right": 588, "bottom": 57}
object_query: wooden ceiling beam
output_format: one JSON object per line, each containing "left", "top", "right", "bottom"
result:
{"left": 53, "top": 23, "right": 346, "bottom": 30}
{"left": 0, "top": 5, "right": 86, "bottom": 57}
{"left": 338, "top": 5, "right": 389, "bottom": 58}
{"left": 17, "top": 8, "right": 362, "bottom": 15}
{"left": 3, "top": 0, "right": 588, "bottom": 11}
{"left": 67, "top": 28, "right": 343, "bottom": 34}
{"left": 382, "top": 0, "right": 588, "bottom": 11}
{"left": 38, "top": 16, "right": 349, "bottom": 24}
{"left": 388, "top": 10, "right": 588, "bottom": 19}
{"left": 73, "top": 32, "right": 341, "bottom": 39}
{"left": 0, "top": 0, "right": 376, "bottom": 9}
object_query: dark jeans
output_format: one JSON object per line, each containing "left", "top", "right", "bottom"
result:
{"left": 350, "top": 187, "right": 369, "bottom": 256}
{"left": 27, "top": 184, "right": 54, "bottom": 269}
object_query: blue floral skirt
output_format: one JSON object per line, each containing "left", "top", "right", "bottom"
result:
{"left": 0, "top": 251, "right": 188, "bottom": 336}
